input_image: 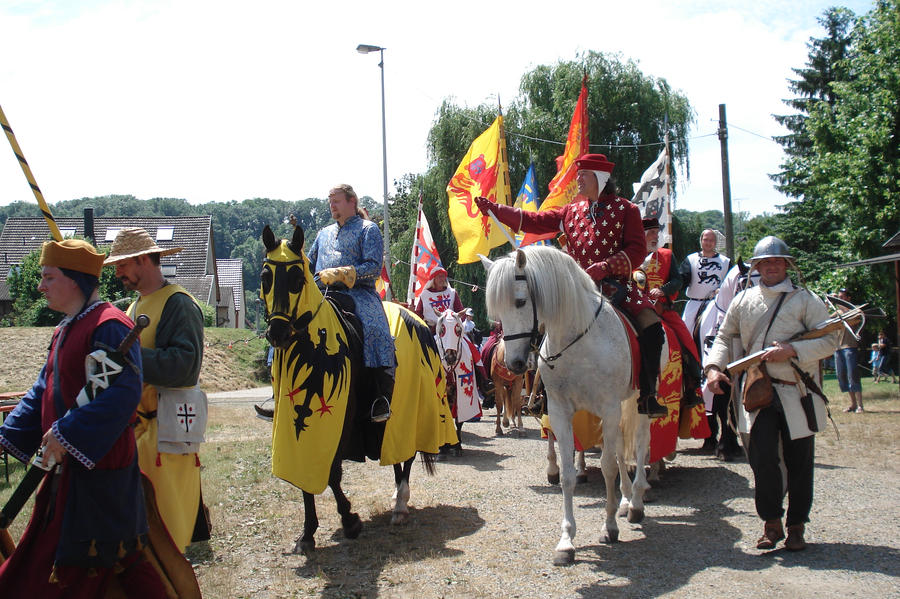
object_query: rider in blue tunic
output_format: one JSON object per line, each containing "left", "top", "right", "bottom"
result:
{"left": 307, "top": 184, "right": 395, "bottom": 422}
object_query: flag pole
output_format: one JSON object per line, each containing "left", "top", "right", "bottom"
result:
{"left": 487, "top": 209, "right": 518, "bottom": 249}
{"left": 0, "top": 104, "right": 62, "bottom": 241}
{"left": 406, "top": 191, "right": 423, "bottom": 305}
{"left": 664, "top": 129, "right": 672, "bottom": 248}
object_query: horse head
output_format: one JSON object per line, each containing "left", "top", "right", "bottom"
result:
{"left": 484, "top": 248, "right": 541, "bottom": 375}
{"left": 435, "top": 309, "right": 464, "bottom": 370}
{"left": 260, "top": 224, "right": 313, "bottom": 348}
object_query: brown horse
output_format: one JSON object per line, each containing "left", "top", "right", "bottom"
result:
{"left": 492, "top": 339, "right": 526, "bottom": 436}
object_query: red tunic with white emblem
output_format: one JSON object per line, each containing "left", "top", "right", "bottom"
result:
{"left": 489, "top": 193, "right": 652, "bottom": 316}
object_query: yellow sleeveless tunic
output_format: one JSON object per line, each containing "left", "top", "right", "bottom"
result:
{"left": 130, "top": 284, "right": 202, "bottom": 552}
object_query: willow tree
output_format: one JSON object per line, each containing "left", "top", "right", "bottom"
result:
{"left": 391, "top": 51, "right": 694, "bottom": 317}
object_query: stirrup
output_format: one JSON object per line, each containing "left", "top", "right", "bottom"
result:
{"left": 254, "top": 397, "right": 274, "bottom": 421}
{"left": 370, "top": 396, "right": 392, "bottom": 423}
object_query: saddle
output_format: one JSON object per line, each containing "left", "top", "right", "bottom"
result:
{"left": 325, "top": 292, "right": 363, "bottom": 343}
{"left": 611, "top": 304, "right": 641, "bottom": 391}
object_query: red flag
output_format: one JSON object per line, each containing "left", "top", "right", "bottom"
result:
{"left": 376, "top": 264, "right": 392, "bottom": 300}
{"left": 520, "top": 78, "right": 589, "bottom": 246}
{"left": 406, "top": 201, "right": 444, "bottom": 304}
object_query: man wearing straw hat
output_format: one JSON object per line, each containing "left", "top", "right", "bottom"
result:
{"left": 0, "top": 239, "right": 172, "bottom": 596}
{"left": 105, "top": 227, "right": 208, "bottom": 552}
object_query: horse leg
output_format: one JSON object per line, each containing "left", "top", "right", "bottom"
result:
{"left": 547, "top": 431, "right": 560, "bottom": 485}
{"left": 494, "top": 381, "right": 505, "bottom": 435}
{"left": 502, "top": 386, "right": 511, "bottom": 429}
{"left": 295, "top": 491, "right": 319, "bottom": 554}
{"left": 575, "top": 450, "right": 588, "bottom": 484}
{"left": 599, "top": 408, "right": 622, "bottom": 545}
{"left": 626, "top": 414, "right": 651, "bottom": 523}
{"left": 327, "top": 459, "right": 361, "bottom": 539}
{"left": 391, "top": 458, "right": 414, "bottom": 525}
{"left": 549, "top": 409, "right": 578, "bottom": 566}
{"left": 453, "top": 422, "right": 463, "bottom": 456}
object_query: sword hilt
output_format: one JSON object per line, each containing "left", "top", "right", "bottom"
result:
{"left": 117, "top": 314, "right": 150, "bottom": 355}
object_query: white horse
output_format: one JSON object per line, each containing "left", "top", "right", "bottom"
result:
{"left": 482, "top": 246, "right": 654, "bottom": 566}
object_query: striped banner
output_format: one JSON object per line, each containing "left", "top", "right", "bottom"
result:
{"left": 0, "top": 104, "right": 62, "bottom": 241}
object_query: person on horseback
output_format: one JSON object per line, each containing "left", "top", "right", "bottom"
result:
{"left": 635, "top": 217, "right": 703, "bottom": 408}
{"left": 307, "top": 184, "right": 395, "bottom": 423}
{"left": 414, "top": 267, "right": 464, "bottom": 334}
{"left": 474, "top": 153, "right": 667, "bottom": 418}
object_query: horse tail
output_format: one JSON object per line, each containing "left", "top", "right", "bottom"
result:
{"left": 420, "top": 451, "right": 437, "bottom": 476}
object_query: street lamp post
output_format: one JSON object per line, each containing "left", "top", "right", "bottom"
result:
{"left": 356, "top": 43, "right": 391, "bottom": 282}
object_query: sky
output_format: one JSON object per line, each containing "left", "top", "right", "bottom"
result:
{"left": 0, "top": 0, "right": 876, "bottom": 217}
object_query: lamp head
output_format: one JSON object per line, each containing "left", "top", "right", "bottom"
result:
{"left": 356, "top": 44, "right": 383, "bottom": 54}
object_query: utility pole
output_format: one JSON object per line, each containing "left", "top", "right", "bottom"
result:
{"left": 718, "top": 104, "right": 735, "bottom": 260}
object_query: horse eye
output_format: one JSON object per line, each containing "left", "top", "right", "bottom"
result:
{"left": 439, "top": 323, "right": 446, "bottom": 336}
{"left": 288, "top": 266, "right": 302, "bottom": 294}
{"left": 455, "top": 324, "right": 462, "bottom": 336}
{"left": 515, "top": 298, "right": 526, "bottom": 308}
{"left": 261, "top": 266, "right": 273, "bottom": 295}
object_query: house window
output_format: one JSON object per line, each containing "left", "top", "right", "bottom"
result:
{"left": 59, "top": 227, "right": 77, "bottom": 239}
{"left": 161, "top": 265, "right": 177, "bottom": 278}
{"left": 156, "top": 226, "right": 174, "bottom": 241}
{"left": 105, "top": 228, "right": 122, "bottom": 242}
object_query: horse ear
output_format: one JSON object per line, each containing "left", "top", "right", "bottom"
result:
{"left": 478, "top": 253, "right": 494, "bottom": 272}
{"left": 262, "top": 226, "right": 279, "bottom": 253}
{"left": 737, "top": 256, "right": 749, "bottom": 275}
{"left": 515, "top": 249, "right": 527, "bottom": 269}
{"left": 288, "top": 225, "right": 305, "bottom": 254}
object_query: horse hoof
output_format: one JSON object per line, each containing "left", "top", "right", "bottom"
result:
{"left": 603, "top": 529, "right": 619, "bottom": 544}
{"left": 342, "top": 513, "right": 363, "bottom": 539}
{"left": 576, "top": 474, "right": 588, "bottom": 484}
{"left": 496, "top": 429, "right": 504, "bottom": 436}
{"left": 294, "top": 538, "right": 315, "bottom": 555}
{"left": 553, "top": 549, "right": 575, "bottom": 566}
{"left": 627, "top": 508, "right": 644, "bottom": 523}
{"left": 548, "top": 473, "right": 560, "bottom": 485}
{"left": 391, "top": 511, "right": 410, "bottom": 526}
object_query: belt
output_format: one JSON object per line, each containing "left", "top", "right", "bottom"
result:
{"left": 770, "top": 378, "right": 796, "bottom": 386}
{"left": 138, "top": 410, "right": 158, "bottom": 420}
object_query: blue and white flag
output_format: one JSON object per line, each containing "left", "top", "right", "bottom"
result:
{"left": 514, "top": 163, "right": 549, "bottom": 247}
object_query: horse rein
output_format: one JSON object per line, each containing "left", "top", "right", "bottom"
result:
{"left": 262, "top": 257, "right": 329, "bottom": 331}
{"left": 503, "top": 273, "right": 604, "bottom": 370}
{"left": 436, "top": 315, "right": 463, "bottom": 370}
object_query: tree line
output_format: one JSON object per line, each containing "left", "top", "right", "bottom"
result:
{"left": 2, "top": 1, "right": 897, "bottom": 338}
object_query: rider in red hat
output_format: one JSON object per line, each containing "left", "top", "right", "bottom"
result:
{"left": 475, "top": 153, "right": 667, "bottom": 418}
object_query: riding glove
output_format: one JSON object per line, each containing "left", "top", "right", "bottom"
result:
{"left": 319, "top": 266, "right": 357, "bottom": 288}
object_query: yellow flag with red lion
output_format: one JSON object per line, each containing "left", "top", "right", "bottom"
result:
{"left": 447, "top": 115, "right": 512, "bottom": 263}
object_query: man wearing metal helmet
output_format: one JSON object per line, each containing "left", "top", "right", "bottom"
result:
{"left": 474, "top": 153, "right": 667, "bottom": 418}
{"left": 414, "top": 267, "right": 464, "bottom": 334}
{"left": 704, "top": 236, "right": 839, "bottom": 552}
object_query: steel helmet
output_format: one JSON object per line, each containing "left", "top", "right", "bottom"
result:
{"left": 750, "top": 236, "right": 794, "bottom": 266}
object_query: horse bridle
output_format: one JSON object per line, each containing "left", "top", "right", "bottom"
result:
{"left": 503, "top": 273, "right": 603, "bottom": 370}
{"left": 262, "top": 257, "right": 329, "bottom": 332}
{"left": 436, "top": 314, "right": 463, "bottom": 370}
{"left": 502, "top": 274, "right": 543, "bottom": 355}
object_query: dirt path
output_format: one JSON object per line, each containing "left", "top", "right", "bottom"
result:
{"left": 192, "top": 396, "right": 900, "bottom": 598}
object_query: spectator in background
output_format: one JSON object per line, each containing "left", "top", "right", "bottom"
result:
{"left": 833, "top": 289, "right": 863, "bottom": 413}
{"left": 874, "top": 330, "right": 897, "bottom": 384}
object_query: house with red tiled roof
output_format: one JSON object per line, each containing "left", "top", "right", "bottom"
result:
{"left": 0, "top": 211, "right": 242, "bottom": 327}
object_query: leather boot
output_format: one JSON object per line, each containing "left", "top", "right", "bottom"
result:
{"left": 784, "top": 524, "right": 807, "bottom": 551}
{"left": 638, "top": 323, "right": 667, "bottom": 418}
{"left": 369, "top": 367, "right": 394, "bottom": 423}
{"left": 756, "top": 519, "right": 785, "bottom": 550}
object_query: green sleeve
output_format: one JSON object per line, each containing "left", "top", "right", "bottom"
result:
{"left": 141, "top": 292, "right": 204, "bottom": 387}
